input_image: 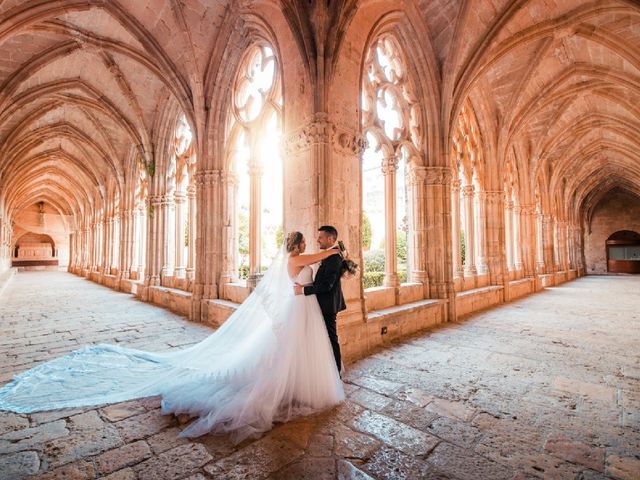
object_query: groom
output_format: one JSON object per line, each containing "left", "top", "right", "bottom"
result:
{"left": 294, "top": 225, "right": 346, "bottom": 373}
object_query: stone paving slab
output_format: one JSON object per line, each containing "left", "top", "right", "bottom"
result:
{"left": 0, "top": 272, "right": 638, "bottom": 479}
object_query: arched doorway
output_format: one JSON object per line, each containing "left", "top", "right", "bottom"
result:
{"left": 12, "top": 232, "right": 58, "bottom": 267}
{"left": 606, "top": 230, "right": 640, "bottom": 274}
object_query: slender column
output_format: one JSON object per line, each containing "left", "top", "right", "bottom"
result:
{"left": 174, "top": 191, "right": 187, "bottom": 277}
{"left": 536, "top": 212, "right": 545, "bottom": 272}
{"left": 161, "top": 196, "right": 175, "bottom": 279}
{"left": 562, "top": 221, "right": 570, "bottom": 270}
{"left": 519, "top": 205, "right": 535, "bottom": 277}
{"left": 504, "top": 199, "right": 514, "bottom": 271}
{"left": 247, "top": 161, "right": 263, "bottom": 289}
{"left": 186, "top": 184, "right": 197, "bottom": 280}
{"left": 451, "top": 179, "right": 463, "bottom": 278}
{"left": 475, "top": 190, "right": 489, "bottom": 274}
{"left": 137, "top": 206, "right": 146, "bottom": 277}
{"left": 513, "top": 204, "right": 523, "bottom": 271}
{"left": 147, "top": 195, "right": 163, "bottom": 286}
{"left": 382, "top": 155, "right": 399, "bottom": 288}
{"left": 552, "top": 219, "right": 560, "bottom": 268}
{"left": 120, "top": 209, "right": 134, "bottom": 279}
{"left": 407, "top": 165, "right": 428, "bottom": 287}
{"left": 462, "top": 184, "right": 476, "bottom": 275}
{"left": 102, "top": 215, "right": 111, "bottom": 274}
{"left": 95, "top": 219, "right": 103, "bottom": 271}
{"left": 542, "top": 215, "right": 555, "bottom": 273}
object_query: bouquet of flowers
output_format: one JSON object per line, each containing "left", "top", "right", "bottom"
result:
{"left": 337, "top": 240, "right": 359, "bottom": 279}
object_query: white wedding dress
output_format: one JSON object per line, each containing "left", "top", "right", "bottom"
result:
{"left": 0, "top": 250, "right": 344, "bottom": 442}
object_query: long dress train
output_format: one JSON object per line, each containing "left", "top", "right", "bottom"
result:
{"left": 0, "top": 251, "right": 344, "bottom": 442}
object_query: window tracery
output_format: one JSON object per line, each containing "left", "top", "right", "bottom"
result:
{"left": 361, "top": 33, "right": 421, "bottom": 289}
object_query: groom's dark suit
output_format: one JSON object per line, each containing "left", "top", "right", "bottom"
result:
{"left": 303, "top": 250, "right": 346, "bottom": 372}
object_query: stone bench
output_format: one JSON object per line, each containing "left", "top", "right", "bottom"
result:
{"left": 147, "top": 285, "right": 192, "bottom": 317}
{"left": 456, "top": 285, "right": 504, "bottom": 317}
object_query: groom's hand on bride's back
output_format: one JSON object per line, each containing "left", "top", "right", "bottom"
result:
{"left": 294, "top": 283, "right": 303, "bottom": 295}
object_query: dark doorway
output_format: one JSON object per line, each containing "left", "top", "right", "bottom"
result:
{"left": 606, "top": 230, "right": 640, "bottom": 274}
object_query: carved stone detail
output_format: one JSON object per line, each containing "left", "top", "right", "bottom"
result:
{"left": 425, "top": 167, "right": 453, "bottom": 185}
{"left": 283, "top": 113, "right": 367, "bottom": 156}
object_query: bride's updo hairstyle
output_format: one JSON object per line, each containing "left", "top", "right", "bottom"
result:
{"left": 286, "top": 231, "right": 304, "bottom": 253}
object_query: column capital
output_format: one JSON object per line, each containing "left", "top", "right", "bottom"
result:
{"left": 461, "top": 184, "right": 475, "bottom": 197}
{"left": 247, "top": 161, "right": 263, "bottom": 177}
{"left": 484, "top": 190, "right": 504, "bottom": 204}
{"left": 221, "top": 171, "right": 238, "bottom": 187}
{"left": 283, "top": 113, "right": 368, "bottom": 157}
{"left": 283, "top": 112, "right": 335, "bottom": 155}
{"left": 425, "top": 166, "right": 453, "bottom": 185}
{"left": 519, "top": 204, "right": 535, "bottom": 215}
{"left": 195, "top": 169, "right": 221, "bottom": 186}
{"left": 407, "top": 165, "right": 427, "bottom": 186}
{"left": 174, "top": 191, "right": 187, "bottom": 204}
{"left": 381, "top": 156, "right": 398, "bottom": 175}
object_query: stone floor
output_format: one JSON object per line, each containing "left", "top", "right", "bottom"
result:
{"left": 0, "top": 272, "right": 639, "bottom": 480}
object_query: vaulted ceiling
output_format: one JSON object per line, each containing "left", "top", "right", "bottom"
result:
{"left": 0, "top": 0, "right": 638, "bottom": 228}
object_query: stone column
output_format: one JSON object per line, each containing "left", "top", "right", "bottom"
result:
{"left": 136, "top": 206, "right": 146, "bottom": 277}
{"left": 102, "top": 215, "right": 111, "bottom": 274}
{"left": 382, "top": 155, "right": 399, "bottom": 288}
{"left": 160, "top": 195, "right": 175, "bottom": 280}
{"left": 450, "top": 180, "right": 463, "bottom": 278}
{"left": 192, "top": 169, "right": 223, "bottom": 321}
{"left": 186, "top": 184, "right": 197, "bottom": 280}
{"left": 483, "top": 191, "right": 509, "bottom": 287}
{"left": 542, "top": 215, "right": 555, "bottom": 273}
{"left": 283, "top": 115, "right": 367, "bottom": 323}
{"left": 519, "top": 205, "right": 535, "bottom": 277}
{"left": 174, "top": 191, "right": 187, "bottom": 278}
{"left": 462, "top": 185, "right": 476, "bottom": 275}
{"left": 475, "top": 189, "right": 489, "bottom": 274}
{"left": 146, "top": 195, "right": 162, "bottom": 287}
{"left": 120, "top": 208, "right": 134, "bottom": 279}
{"left": 536, "top": 212, "right": 545, "bottom": 273}
{"left": 407, "top": 164, "right": 428, "bottom": 290}
{"left": 562, "top": 223, "right": 568, "bottom": 270}
{"left": 96, "top": 219, "right": 102, "bottom": 271}
{"left": 513, "top": 204, "right": 523, "bottom": 272}
{"left": 504, "top": 199, "right": 514, "bottom": 271}
{"left": 552, "top": 219, "right": 560, "bottom": 269}
{"left": 424, "top": 167, "right": 455, "bottom": 318}
{"left": 219, "top": 172, "right": 237, "bottom": 290}
{"left": 247, "top": 161, "right": 263, "bottom": 289}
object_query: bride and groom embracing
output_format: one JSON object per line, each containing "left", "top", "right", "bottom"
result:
{"left": 0, "top": 225, "right": 356, "bottom": 442}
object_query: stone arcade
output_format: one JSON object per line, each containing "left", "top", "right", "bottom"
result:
{"left": 0, "top": 1, "right": 639, "bottom": 479}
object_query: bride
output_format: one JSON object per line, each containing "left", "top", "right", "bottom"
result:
{"left": 0, "top": 232, "right": 345, "bottom": 442}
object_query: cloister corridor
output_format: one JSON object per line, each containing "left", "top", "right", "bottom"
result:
{"left": 0, "top": 272, "right": 637, "bottom": 480}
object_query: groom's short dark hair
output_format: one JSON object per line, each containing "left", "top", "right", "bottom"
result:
{"left": 318, "top": 225, "right": 338, "bottom": 239}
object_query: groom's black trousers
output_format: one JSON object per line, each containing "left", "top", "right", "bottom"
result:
{"left": 324, "top": 313, "right": 342, "bottom": 373}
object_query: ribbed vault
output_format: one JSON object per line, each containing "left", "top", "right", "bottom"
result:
{"left": 445, "top": 0, "right": 640, "bottom": 227}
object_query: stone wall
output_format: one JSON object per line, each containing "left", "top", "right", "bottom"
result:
{"left": 584, "top": 190, "right": 640, "bottom": 274}
{"left": 11, "top": 205, "right": 70, "bottom": 268}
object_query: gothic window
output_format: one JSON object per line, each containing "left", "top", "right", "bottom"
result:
{"left": 227, "top": 43, "right": 283, "bottom": 287}
{"left": 361, "top": 33, "right": 420, "bottom": 289}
